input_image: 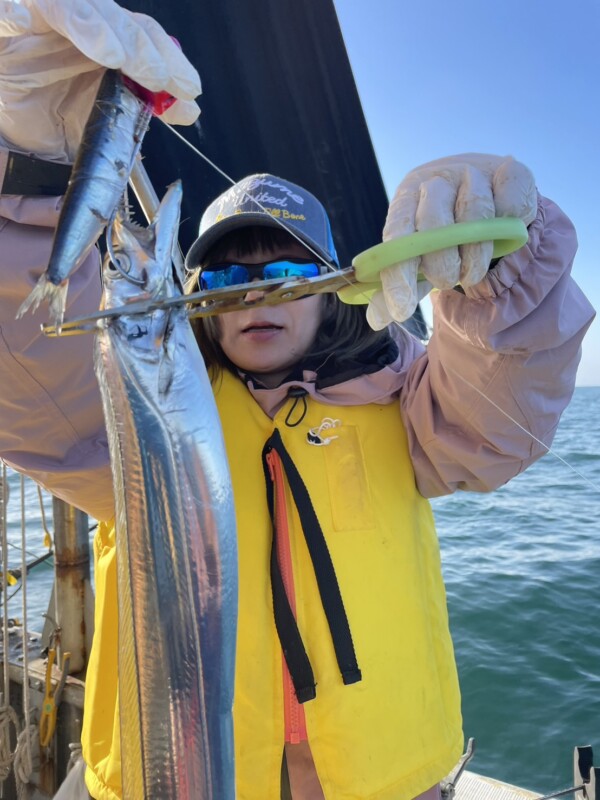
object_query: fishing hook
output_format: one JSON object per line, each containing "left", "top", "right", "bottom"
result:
{"left": 105, "top": 211, "right": 146, "bottom": 286}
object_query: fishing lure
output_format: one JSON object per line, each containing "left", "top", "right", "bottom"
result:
{"left": 17, "top": 70, "right": 152, "bottom": 327}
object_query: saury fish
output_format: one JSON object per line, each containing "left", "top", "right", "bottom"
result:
{"left": 18, "top": 69, "right": 150, "bottom": 326}
{"left": 94, "top": 181, "right": 237, "bottom": 799}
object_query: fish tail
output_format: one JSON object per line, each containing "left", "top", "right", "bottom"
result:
{"left": 16, "top": 274, "right": 69, "bottom": 329}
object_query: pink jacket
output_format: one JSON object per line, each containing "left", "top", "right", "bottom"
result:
{"left": 0, "top": 155, "right": 594, "bottom": 521}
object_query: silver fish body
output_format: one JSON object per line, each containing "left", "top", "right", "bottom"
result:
{"left": 94, "top": 182, "right": 237, "bottom": 799}
{"left": 19, "top": 69, "right": 150, "bottom": 325}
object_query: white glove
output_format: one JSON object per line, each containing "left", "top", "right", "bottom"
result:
{"left": 366, "top": 153, "right": 538, "bottom": 329}
{"left": 0, "top": 0, "right": 202, "bottom": 162}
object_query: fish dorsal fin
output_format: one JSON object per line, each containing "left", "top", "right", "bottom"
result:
{"left": 153, "top": 181, "right": 183, "bottom": 265}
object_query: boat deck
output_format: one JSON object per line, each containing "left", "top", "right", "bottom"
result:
{"left": 458, "top": 771, "right": 538, "bottom": 800}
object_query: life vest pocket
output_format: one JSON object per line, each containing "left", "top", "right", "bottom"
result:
{"left": 323, "top": 425, "right": 375, "bottom": 532}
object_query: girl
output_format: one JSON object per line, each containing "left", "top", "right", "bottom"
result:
{"left": 0, "top": 1, "right": 594, "bottom": 798}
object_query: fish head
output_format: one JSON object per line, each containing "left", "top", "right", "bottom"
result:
{"left": 102, "top": 180, "right": 183, "bottom": 308}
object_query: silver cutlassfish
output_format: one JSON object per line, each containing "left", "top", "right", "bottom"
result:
{"left": 18, "top": 69, "right": 151, "bottom": 326}
{"left": 94, "top": 181, "right": 237, "bottom": 799}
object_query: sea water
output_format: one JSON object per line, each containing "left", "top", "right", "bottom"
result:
{"left": 434, "top": 386, "right": 600, "bottom": 793}
{"left": 1, "top": 386, "right": 599, "bottom": 795}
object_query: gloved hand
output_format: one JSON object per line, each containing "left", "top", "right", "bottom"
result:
{"left": 366, "top": 153, "right": 538, "bottom": 329}
{"left": 0, "top": 0, "right": 202, "bottom": 162}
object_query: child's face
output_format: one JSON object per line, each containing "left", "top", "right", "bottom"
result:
{"left": 216, "top": 240, "right": 325, "bottom": 387}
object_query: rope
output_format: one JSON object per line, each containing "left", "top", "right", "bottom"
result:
{"left": 1, "top": 463, "right": 10, "bottom": 701}
{"left": 0, "top": 468, "right": 4, "bottom": 537}
{"left": 13, "top": 478, "right": 34, "bottom": 797}
{"left": 0, "top": 462, "right": 20, "bottom": 795}
{"left": 13, "top": 724, "right": 37, "bottom": 799}
{"left": 0, "top": 706, "right": 19, "bottom": 782}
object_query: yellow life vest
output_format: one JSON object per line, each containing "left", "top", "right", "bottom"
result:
{"left": 82, "top": 369, "right": 463, "bottom": 800}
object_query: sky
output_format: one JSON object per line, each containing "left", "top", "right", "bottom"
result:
{"left": 333, "top": 0, "right": 599, "bottom": 386}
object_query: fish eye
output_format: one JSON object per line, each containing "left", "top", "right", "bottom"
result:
{"left": 106, "top": 252, "right": 131, "bottom": 277}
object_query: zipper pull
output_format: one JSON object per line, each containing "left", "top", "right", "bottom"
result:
{"left": 265, "top": 449, "right": 276, "bottom": 481}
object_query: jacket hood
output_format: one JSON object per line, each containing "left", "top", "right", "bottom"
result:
{"left": 238, "top": 326, "right": 426, "bottom": 419}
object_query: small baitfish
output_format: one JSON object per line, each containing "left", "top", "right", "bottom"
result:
{"left": 94, "top": 181, "right": 237, "bottom": 799}
{"left": 18, "top": 69, "right": 150, "bottom": 327}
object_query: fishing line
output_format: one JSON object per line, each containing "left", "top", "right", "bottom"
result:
{"left": 3, "top": 586, "right": 22, "bottom": 607}
{"left": 161, "top": 121, "right": 598, "bottom": 493}
{"left": 445, "top": 365, "right": 600, "bottom": 493}
{"left": 4, "top": 540, "right": 53, "bottom": 566}
{"left": 162, "top": 122, "right": 339, "bottom": 270}
{"left": 161, "top": 124, "right": 421, "bottom": 349}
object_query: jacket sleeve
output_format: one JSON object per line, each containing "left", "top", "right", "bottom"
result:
{"left": 400, "top": 194, "right": 595, "bottom": 497}
{"left": 0, "top": 193, "right": 114, "bottom": 521}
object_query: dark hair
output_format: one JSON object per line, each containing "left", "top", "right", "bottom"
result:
{"left": 185, "top": 226, "right": 393, "bottom": 382}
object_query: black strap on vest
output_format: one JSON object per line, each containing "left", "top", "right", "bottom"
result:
{"left": 284, "top": 388, "right": 308, "bottom": 428}
{"left": 262, "top": 428, "right": 361, "bottom": 704}
{"left": 2, "top": 151, "right": 71, "bottom": 197}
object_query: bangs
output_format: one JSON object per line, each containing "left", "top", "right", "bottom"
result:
{"left": 202, "top": 226, "right": 310, "bottom": 266}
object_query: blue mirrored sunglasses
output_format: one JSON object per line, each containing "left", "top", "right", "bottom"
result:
{"left": 199, "top": 259, "right": 325, "bottom": 291}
